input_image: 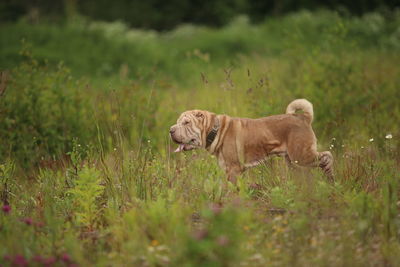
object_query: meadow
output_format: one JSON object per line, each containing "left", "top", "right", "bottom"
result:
{"left": 1, "top": 10, "right": 400, "bottom": 266}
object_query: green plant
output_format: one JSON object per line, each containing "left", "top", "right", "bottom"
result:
{"left": 67, "top": 166, "right": 105, "bottom": 230}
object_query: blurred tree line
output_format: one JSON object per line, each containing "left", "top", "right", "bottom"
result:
{"left": 1, "top": 0, "right": 399, "bottom": 30}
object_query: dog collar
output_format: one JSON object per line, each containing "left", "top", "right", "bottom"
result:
{"left": 206, "top": 117, "right": 220, "bottom": 148}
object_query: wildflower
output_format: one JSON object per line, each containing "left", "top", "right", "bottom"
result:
{"left": 35, "top": 221, "right": 45, "bottom": 228}
{"left": 2, "top": 204, "right": 11, "bottom": 214}
{"left": 193, "top": 228, "right": 208, "bottom": 240}
{"left": 21, "top": 218, "right": 33, "bottom": 225}
{"left": 32, "top": 255, "right": 44, "bottom": 263}
{"left": 385, "top": 134, "right": 393, "bottom": 139}
{"left": 216, "top": 235, "right": 230, "bottom": 246}
{"left": 113, "top": 147, "right": 117, "bottom": 151}
{"left": 12, "top": 254, "right": 28, "bottom": 267}
{"left": 61, "top": 253, "right": 71, "bottom": 263}
{"left": 210, "top": 202, "right": 223, "bottom": 215}
{"left": 310, "top": 237, "right": 318, "bottom": 247}
{"left": 249, "top": 253, "right": 264, "bottom": 262}
{"left": 3, "top": 255, "right": 12, "bottom": 261}
{"left": 272, "top": 248, "right": 281, "bottom": 254}
{"left": 43, "top": 256, "right": 56, "bottom": 266}
{"left": 151, "top": 240, "right": 159, "bottom": 247}
{"left": 361, "top": 146, "right": 364, "bottom": 149}
{"left": 369, "top": 138, "right": 374, "bottom": 142}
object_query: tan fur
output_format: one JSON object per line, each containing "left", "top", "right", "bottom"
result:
{"left": 170, "top": 99, "right": 333, "bottom": 183}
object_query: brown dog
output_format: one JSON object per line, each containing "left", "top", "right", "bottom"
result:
{"left": 170, "top": 99, "right": 333, "bottom": 183}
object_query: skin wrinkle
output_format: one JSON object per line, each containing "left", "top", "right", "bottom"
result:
{"left": 169, "top": 99, "right": 334, "bottom": 183}
{"left": 212, "top": 115, "right": 230, "bottom": 153}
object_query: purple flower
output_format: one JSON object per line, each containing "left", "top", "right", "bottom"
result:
{"left": 192, "top": 228, "right": 208, "bottom": 240}
{"left": 12, "top": 254, "right": 28, "bottom": 267}
{"left": 21, "top": 218, "right": 33, "bottom": 225}
{"left": 2, "top": 205, "right": 11, "bottom": 214}
{"left": 32, "top": 255, "right": 44, "bottom": 263}
{"left": 209, "top": 203, "right": 223, "bottom": 215}
{"left": 43, "top": 256, "right": 56, "bottom": 266}
{"left": 216, "top": 235, "right": 230, "bottom": 246}
{"left": 61, "top": 253, "right": 71, "bottom": 263}
{"left": 35, "top": 221, "right": 45, "bottom": 228}
{"left": 3, "top": 254, "right": 12, "bottom": 261}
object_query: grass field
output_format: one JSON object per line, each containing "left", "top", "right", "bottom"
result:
{"left": 1, "top": 10, "right": 400, "bottom": 266}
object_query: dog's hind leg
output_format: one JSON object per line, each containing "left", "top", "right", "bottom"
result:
{"left": 317, "top": 151, "right": 334, "bottom": 180}
{"left": 284, "top": 154, "right": 295, "bottom": 169}
{"left": 287, "top": 141, "right": 334, "bottom": 181}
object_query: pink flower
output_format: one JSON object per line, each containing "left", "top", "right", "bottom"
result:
{"left": 216, "top": 235, "right": 230, "bottom": 246}
{"left": 32, "top": 255, "right": 44, "bottom": 263}
{"left": 3, "top": 255, "right": 12, "bottom": 261}
{"left": 12, "top": 254, "right": 28, "bottom": 267}
{"left": 61, "top": 253, "right": 71, "bottom": 263}
{"left": 43, "top": 256, "right": 56, "bottom": 266}
{"left": 34, "top": 221, "right": 45, "bottom": 228}
{"left": 2, "top": 204, "right": 11, "bottom": 214}
{"left": 192, "top": 228, "right": 208, "bottom": 240}
{"left": 209, "top": 203, "right": 223, "bottom": 215}
{"left": 21, "top": 218, "right": 33, "bottom": 225}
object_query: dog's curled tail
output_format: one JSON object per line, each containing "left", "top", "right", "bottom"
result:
{"left": 286, "top": 99, "right": 314, "bottom": 124}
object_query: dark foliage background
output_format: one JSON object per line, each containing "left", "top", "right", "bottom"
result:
{"left": 1, "top": 0, "right": 399, "bottom": 30}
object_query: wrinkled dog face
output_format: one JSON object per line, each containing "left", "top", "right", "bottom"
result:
{"left": 170, "top": 110, "right": 205, "bottom": 152}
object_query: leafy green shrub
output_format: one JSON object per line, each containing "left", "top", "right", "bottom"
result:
{"left": 0, "top": 47, "right": 94, "bottom": 168}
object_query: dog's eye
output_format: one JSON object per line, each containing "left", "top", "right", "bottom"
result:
{"left": 183, "top": 120, "right": 190, "bottom": 125}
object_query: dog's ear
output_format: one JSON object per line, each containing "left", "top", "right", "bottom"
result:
{"left": 195, "top": 111, "right": 204, "bottom": 119}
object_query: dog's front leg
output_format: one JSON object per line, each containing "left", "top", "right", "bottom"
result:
{"left": 225, "top": 165, "right": 243, "bottom": 185}
{"left": 217, "top": 154, "right": 242, "bottom": 185}
{"left": 226, "top": 171, "right": 237, "bottom": 184}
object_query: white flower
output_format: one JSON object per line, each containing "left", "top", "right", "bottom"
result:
{"left": 385, "top": 134, "right": 393, "bottom": 139}
{"left": 361, "top": 146, "right": 364, "bottom": 149}
{"left": 369, "top": 138, "right": 374, "bottom": 142}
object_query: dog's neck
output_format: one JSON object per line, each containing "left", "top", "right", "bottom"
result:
{"left": 206, "top": 117, "right": 220, "bottom": 148}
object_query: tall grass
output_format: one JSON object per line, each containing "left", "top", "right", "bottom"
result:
{"left": 0, "top": 10, "right": 399, "bottom": 266}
